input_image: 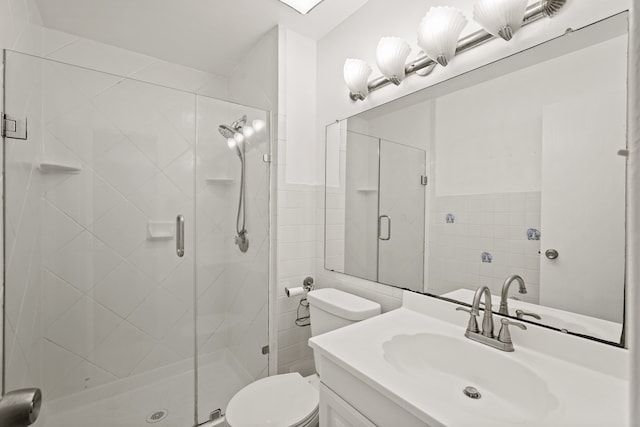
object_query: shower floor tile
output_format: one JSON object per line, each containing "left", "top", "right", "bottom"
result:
{"left": 45, "top": 350, "right": 253, "bottom": 427}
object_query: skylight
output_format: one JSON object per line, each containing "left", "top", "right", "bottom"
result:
{"left": 278, "top": 0, "right": 325, "bottom": 15}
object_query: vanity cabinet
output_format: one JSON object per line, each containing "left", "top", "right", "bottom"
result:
{"left": 319, "top": 383, "right": 376, "bottom": 427}
{"left": 318, "top": 356, "right": 431, "bottom": 427}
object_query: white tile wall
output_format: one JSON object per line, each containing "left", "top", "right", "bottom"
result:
{"left": 428, "top": 192, "right": 542, "bottom": 303}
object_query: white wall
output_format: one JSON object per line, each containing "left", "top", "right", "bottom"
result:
{"left": 275, "top": 27, "right": 319, "bottom": 375}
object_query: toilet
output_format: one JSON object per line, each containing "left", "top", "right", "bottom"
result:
{"left": 225, "top": 288, "right": 381, "bottom": 427}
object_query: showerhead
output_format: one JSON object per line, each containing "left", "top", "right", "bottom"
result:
{"left": 218, "top": 124, "right": 237, "bottom": 139}
{"left": 218, "top": 116, "right": 248, "bottom": 157}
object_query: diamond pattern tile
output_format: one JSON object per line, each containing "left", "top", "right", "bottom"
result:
{"left": 45, "top": 231, "right": 122, "bottom": 293}
{"left": 43, "top": 270, "right": 82, "bottom": 327}
{"left": 46, "top": 168, "right": 126, "bottom": 228}
{"left": 91, "top": 261, "right": 156, "bottom": 318}
{"left": 93, "top": 139, "right": 158, "bottom": 196}
{"left": 41, "top": 201, "right": 84, "bottom": 257}
{"left": 45, "top": 296, "right": 122, "bottom": 358}
{"left": 128, "top": 117, "right": 191, "bottom": 169}
{"left": 45, "top": 104, "right": 125, "bottom": 166}
{"left": 128, "top": 172, "right": 190, "bottom": 220}
{"left": 129, "top": 240, "right": 182, "bottom": 283}
{"left": 91, "top": 199, "right": 148, "bottom": 257}
{"left": 88, "top": 321, "right": 155, "bottom": 378}
{"left": 127, "top": 287, "right": 187, "bottom": 340}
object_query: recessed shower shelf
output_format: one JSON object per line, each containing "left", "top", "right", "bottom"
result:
{"left": 38, "top": 162, "right": 82, "bottom": 173}
{"left": 206, "top": 177, "right": 235, "bottom": 184}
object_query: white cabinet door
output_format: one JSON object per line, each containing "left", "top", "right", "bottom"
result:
{"left": 320, "top": 383, "right": 377, "bottom": 427}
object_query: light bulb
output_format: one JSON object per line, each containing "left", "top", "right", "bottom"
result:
{"left": 473, "top": 0, "right": 528, "bottom": 41}
{"left": 227, "top": 137, "right": 236, "bottom": 149}
{"left": 417, "top": 6, "right": 468, "bottom": 67}
{"left": 234, "top": 132, "right": 245, "bottom": 146}
{"left": 343, "top": 58, "right": 372, "bottom": 100}
{"left": 376, "top": 37, "right": 411, "bottom": 85}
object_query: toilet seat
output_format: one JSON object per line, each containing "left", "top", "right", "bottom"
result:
{"left": 226, "top": 373, "right": 319, "bottom": 427}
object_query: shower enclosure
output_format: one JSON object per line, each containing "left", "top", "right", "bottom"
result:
{"left": 2, "top": 51, "right": 270, "bottom": 427}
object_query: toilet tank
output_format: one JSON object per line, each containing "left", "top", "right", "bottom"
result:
{"left": 307, "top": 288, "right": 381, "bottom": 337}
{"left": 307, "top": 289, "right": 381, "bottom": 376}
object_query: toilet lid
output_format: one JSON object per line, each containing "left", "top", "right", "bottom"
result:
{"left": 226, "top": 373, "right": 319, "bottom": 427}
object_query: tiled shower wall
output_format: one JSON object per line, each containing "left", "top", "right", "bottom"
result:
{"left": 39, "top": 58, "right": 200, "bottom": 399}
{"left": 0, "top": 2, "right": 277, "bottom": 414}
{"left": 428, "top": 192, "right": 542, "bottom": 303}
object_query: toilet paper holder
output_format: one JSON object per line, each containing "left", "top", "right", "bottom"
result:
{"left": 285, "top": 276, "right": 314, "bottom": 298}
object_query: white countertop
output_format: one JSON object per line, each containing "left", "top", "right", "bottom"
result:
{"left": 309, "top": 291, "right": 628, "bottom": 427}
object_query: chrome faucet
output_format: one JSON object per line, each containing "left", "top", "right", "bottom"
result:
{"left": 456, "top": 286, "right": 527, "bottom": 352}
{"left": 471, "top": 286, "right": 494, "bottom": 337}
{"left": 499, "top": 275, "right": 527, "bottom": 315}
{"left": 516, "top": 309, "right": 541, "bottom": 321}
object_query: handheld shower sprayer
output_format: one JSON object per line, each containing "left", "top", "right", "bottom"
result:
{"left": 218, "top": 116, "right": 249, "bottom": 253}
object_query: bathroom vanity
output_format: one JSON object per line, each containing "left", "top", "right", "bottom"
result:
{"left": 309, "top": 291, "right": 628, "bottom": 427}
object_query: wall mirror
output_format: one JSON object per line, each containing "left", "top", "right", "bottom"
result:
{"left": 324, "top": 13, "right": 628, "bottom": 346}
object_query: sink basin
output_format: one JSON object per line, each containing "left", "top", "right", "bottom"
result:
{"left": 383, "top": 333, "right": 559, "bottom": 423}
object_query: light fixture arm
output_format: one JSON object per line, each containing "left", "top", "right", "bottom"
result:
{"left": 349, "top": 0, "right": 566, "bottom": 101}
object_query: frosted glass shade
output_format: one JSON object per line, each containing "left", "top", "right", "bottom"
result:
{"left": 344, "top": 58, "right": 372, "bottom": 100}
{"left": 376, "top": 37, "right": 411, "bottom": 85}
{"left": 417, "top": 6, "right": 468, "bottom": 67}
{"left": 473, "top": 0, "right": 528, "bottom": 41}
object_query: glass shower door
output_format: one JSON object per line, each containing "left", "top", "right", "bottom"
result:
{"left": 3, "top": 51, "right": 197, "bottom": 427}
{"left": 194, "top": 96, "right": 271, "bottom": 425}
{"left": 378, "top": 139, "right": 426, "bottom": 291}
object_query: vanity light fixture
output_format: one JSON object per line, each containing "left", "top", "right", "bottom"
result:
{"left": 277, "top": 0, "right": 325, "bottom": 14}
{"left": 473, "top": 0, "right": 529, "bottom": 41}
{"left": 418, "top": 6, "right": 468, "bottom": 67}
{"left": 343, "top": 58, "right": 373, "bottom": 101}
{"left": 345, "top": 0, "right": 567, "bottom": 102}
{"left": 376, "top": 37, "right": 412, "bottom": 85}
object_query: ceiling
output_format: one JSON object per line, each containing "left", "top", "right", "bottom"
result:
{"left": 35, "top": 0, "right": 369, "bottom": 76}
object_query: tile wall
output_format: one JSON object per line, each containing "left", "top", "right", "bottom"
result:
{"left": 428, "top": 192, "right": 542, "bottom": 303}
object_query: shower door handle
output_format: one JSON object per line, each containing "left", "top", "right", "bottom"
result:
{"left": 378, "top": 215, "right": 391, "bottom": 241}
{"left": 176, "top": 215, "right": 185, "bottom": 257}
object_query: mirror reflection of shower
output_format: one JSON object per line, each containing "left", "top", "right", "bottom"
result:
{"left": 218, "top": 115, "right": 267, "bottom": 253}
